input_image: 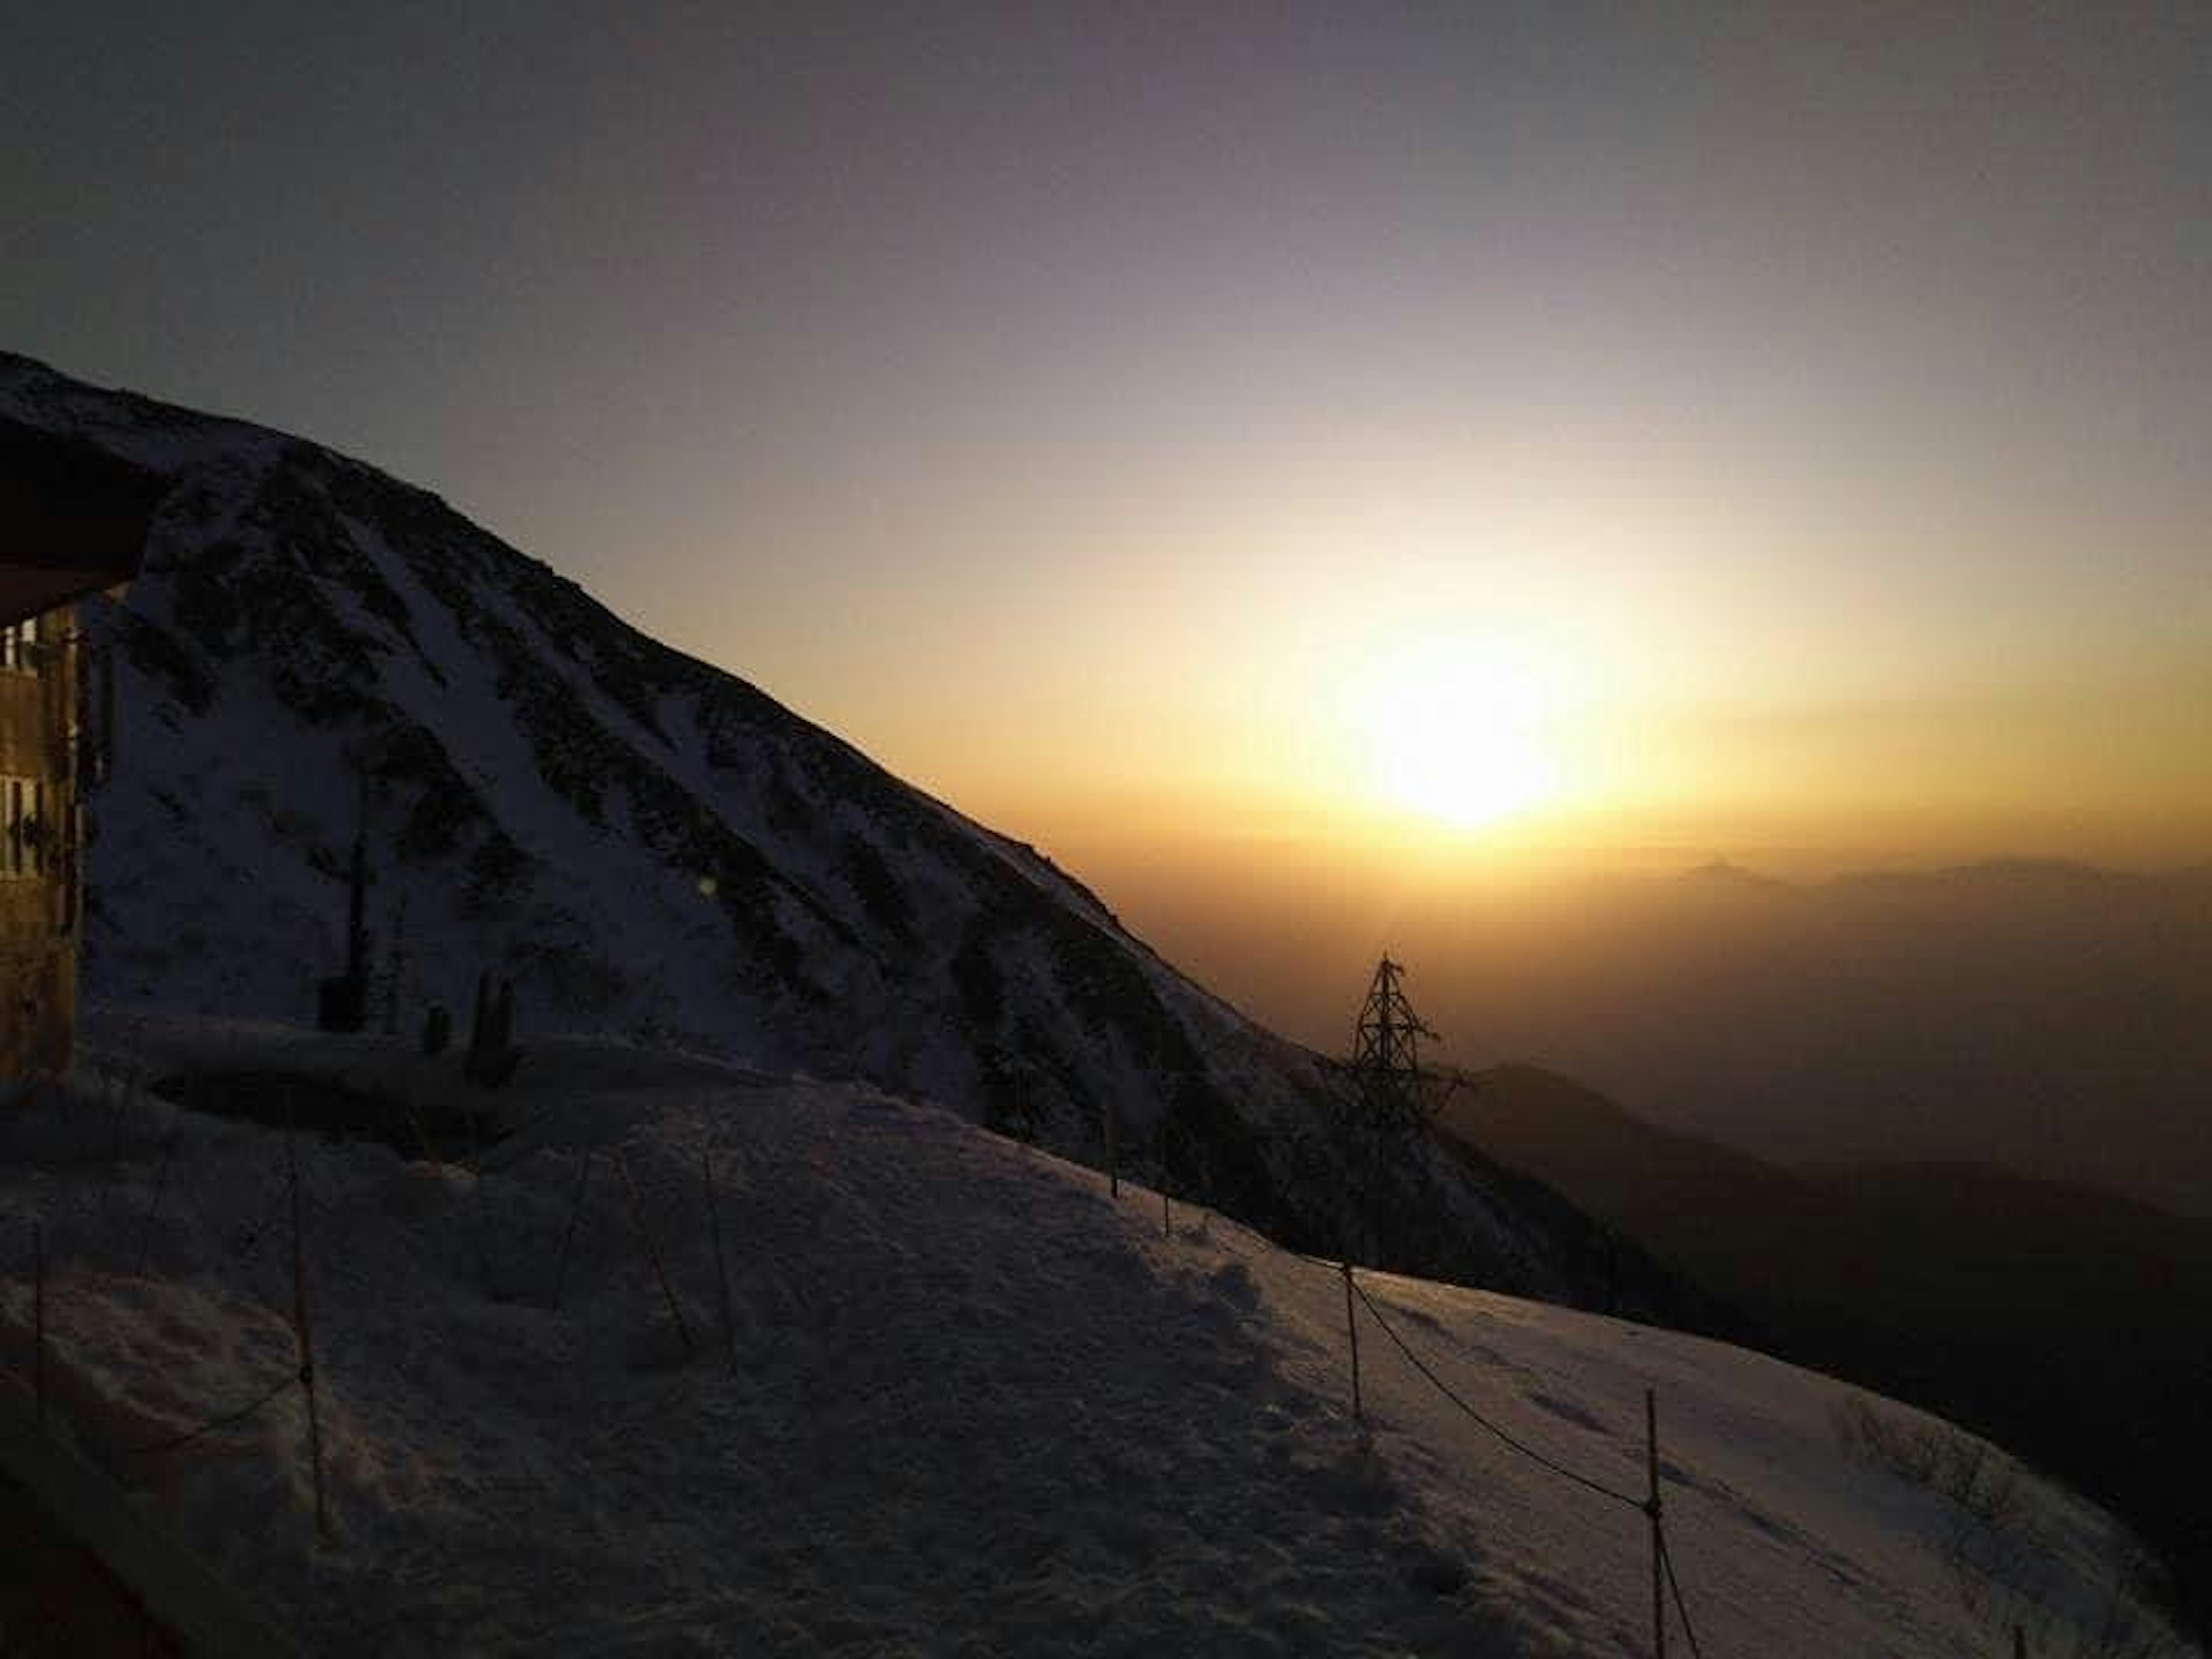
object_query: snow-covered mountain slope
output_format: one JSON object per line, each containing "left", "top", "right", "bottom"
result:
{"left": 0, "top": 351, "right": 1683, "bottom": 1309}
{"left": 0, "top": 1017, "right": 2188, "bottom": 1657}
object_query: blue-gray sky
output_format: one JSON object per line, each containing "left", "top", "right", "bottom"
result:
{"left": 6, "top": 3, "right": 2209, "bottom": 866}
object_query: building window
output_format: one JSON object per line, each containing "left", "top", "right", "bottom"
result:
{"left": 2, "top": 778, "right": 44, "bottom": 878}
{"left": 1, "top": 615, "right": 40, "bottom": 673}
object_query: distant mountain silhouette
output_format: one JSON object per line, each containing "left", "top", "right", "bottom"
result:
{"left": 1409, "top": 858, "right": 2212, "bottom": 1218}
{"left": 1676, "top": 857, "right": 1805, "bottom": 896}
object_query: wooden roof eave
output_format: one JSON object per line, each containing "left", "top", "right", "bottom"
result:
{"left": 0, "top": 567, "right": 136, "bottom": 629}
{"left": 0, "top": 419, "right": 162, "bottom": 629}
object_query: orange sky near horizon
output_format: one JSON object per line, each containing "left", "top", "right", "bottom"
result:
{"left": 707, "top": 470, "right": 2212, "bottom": 884}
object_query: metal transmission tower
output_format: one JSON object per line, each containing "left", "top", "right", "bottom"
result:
{"left": 1349, "top": 955, "right": 1447, "bottom": 1134}
{"left": 1321, "top": 955, "right": 1461, "bottom": 1262}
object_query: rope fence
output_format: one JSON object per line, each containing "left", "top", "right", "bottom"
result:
{"left": 1343, "top": 1267, "right": 1648, "bottom": 1512}
{"left": 119, "top": 1370, "right": 300, "bottom": 1460}
{"left": 1182, "top": 1180, "right": 1710, "bottom": 1654}
{"left": 1660, "top": 1525, "right": 1709, "bottom": 1659}
{"left": 10, "top": 1083, "right": 331, "bottom": 1547}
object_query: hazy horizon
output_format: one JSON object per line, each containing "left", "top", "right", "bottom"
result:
{"left": 1052, "top": 836, "right": 2212, "bottom": 1218}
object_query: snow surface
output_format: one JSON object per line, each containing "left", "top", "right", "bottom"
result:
{"left": 0, "top": 1016, "right": 2190, "bottom": 1657}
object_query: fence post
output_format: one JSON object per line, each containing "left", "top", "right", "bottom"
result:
{"left": 107, "top": 1062, "right": 128, "bottom": 1168}
{"left": 136, "top": 1119, "right": 181, "bottom": 1275}
{"left": 550, "top": 1147, "right": 592, "bottom": 1310}
{"left": 400, "top": 1095, "right": 435, "bottom": 1162}
{"left": 2013, "top": 1626, "right": 2027, "bottom": 1659}
{"left": 1647, "top": 1387, "right": 1665, "bottom": 1659}
{"left": 466, "top": 1105, "right": 497, "bottom": 1299}
{"left": 1161, "top": 1182, "right": 1170, "bottom": 1240}
{"left": 124, "top": 1056, "right": 142, "bottom": 1139}
{"left": 32, "top": 1221, "right": 44, "bottom": 1428}
{"left": 287, "top": 1142, "right": 329, "bottom": 1543}
{"left": 615, "top": 1150, "right": 695, "bottom": 1359}
{"left": 1342, "top": 1262, "right": 1363, "bottom": 1425}
{"left": 703, "top": 1150, "right": 736, "bottom": 1373}
{"left": 1104, "top": 1101, "right": 1118, "bottom": 1199}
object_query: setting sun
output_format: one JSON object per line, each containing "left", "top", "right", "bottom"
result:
{"left": 1350, "top": 640, "right": 1563, "bottom": 831}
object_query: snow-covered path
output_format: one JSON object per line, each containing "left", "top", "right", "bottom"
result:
{"left": 0, "top": 1018, "right": 2186, "bottom": 1657}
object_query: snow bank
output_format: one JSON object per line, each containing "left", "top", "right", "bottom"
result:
{"left": 0, "top": 1018, "right": 2188, "bottom": 1657}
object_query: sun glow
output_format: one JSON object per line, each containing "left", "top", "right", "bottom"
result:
{"left": 1349, "top": 638, "right": 1566, "bottom": 831}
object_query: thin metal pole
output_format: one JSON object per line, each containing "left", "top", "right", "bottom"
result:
{"left": 466, "top": 1104, "right": 496, "bottom": 1298}
{"left": 1161, "top": 1182, "right": 1170, "bottom": 1239}
{"left": 400, "top": 1094, "right": 435, "bottom": 1162}
{"left": 107, "top": 1063, "right": 128, "bottom": 1168}
{"left": 703, "top": 1150, "right": 736, "bottom": 1372}
{"left": 289, "top": 1143, "right": 329, "bottom": 1542}
{"left": 1342, "top": 1261, "right": 1363, "bottom": 1425}
{"left": 32, "top": 1221, "right": 44, "bottom": 1428}
{"left": 550, "top": 1147, "right": 592, "bottom": 1310}
{"left": 616, "top": 1150, "right": 694, "bottom": 1359}
{"left": 1647, "top": 1387, "right": 1665, "bottom": 1659}
{"left": 136, "top": 1120, "right": 181, "bottom": 1275}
